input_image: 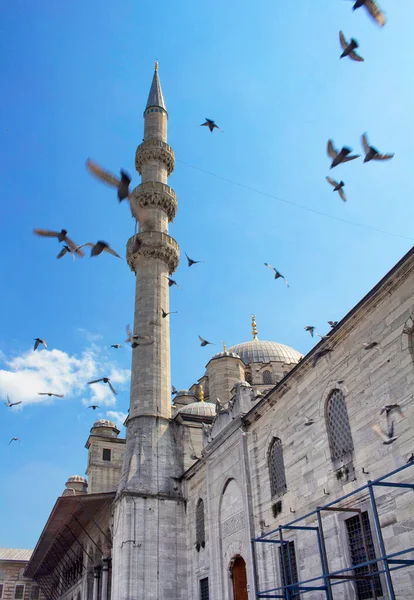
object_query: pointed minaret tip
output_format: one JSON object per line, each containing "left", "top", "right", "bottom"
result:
{"left": 145, "top": 61, "right": 166, "bottom": 112}
{"left": 154, "top": 60, "right": 158, "bottom": 71}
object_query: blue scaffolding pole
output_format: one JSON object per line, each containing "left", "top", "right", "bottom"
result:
{"left": 252, "top": 461, "right": 414, "bottom": 599}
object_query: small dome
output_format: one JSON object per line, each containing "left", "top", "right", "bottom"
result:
{"left": 211, "top": 350, "right": 241, "bottom": 360}
{"left": 93, "top": 419, "right": 117, "bottom": 429}
{"left": 67, "top": 475, "right": 87, "bottom": 483}
{"left": 228, "top": 339, "right": 302, "bottom": 365}
{"left": 176, "top": 401, "right": 216, "bottom": 418}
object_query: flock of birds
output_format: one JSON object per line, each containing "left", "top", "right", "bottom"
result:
{"left": 5, "top": 0, "right": 410, "bottom": 461}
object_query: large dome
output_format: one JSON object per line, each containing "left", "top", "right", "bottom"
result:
{"left": 228, "top": 339, "right": 302, "bottom": 365}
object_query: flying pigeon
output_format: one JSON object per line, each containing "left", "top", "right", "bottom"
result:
{"left": 4, "top": 396, "right": 22, "bottom": 407}
{"left": 57, "top": 245, "right": 76, "bottom": 260}
{"left": 185, "top": 253, "right": 203, "bottom": 267}
{"left": 172, "top": 385, "right": 178, "bottom": 396}
{"left": 363, "top": 342, "right": 378, "bottom": 350}
{"left": 350, "top": 0, "right": 386, "bottom": 27}
{"left": 125, "top": 325, "right": 153, "bottom": 348}
{"left": 34, "top": 338, "right": 47, "bottom": 351}
{"left": 328, "top": 321, "right": 338, "bottom": 328}
{"left": 264, "top": 264, "right": 289, "bottom": 287}
{"left": 162, "top": 309, "right": 177, "bottom": 318}
{"left": 304, "top": 326, "right": 315, "bottom": 337}
{"left": 304, "top": 416, "right": 315, "bottom": 427}
{"left": 316, "top": 334, "right": 330, "bottom": 340}
{"left": 326, "top": 177, "right": 346, "bottom": 202}
{"left": 339, "top": 31, "right": 364, "bottom": 62}
{"left": 380, "top": 403, "right": 405, "bottom": 418}
{"left": 166, "top": 277, "right": 182, "bottom": 289}
{"left": 312, "top": 348, "right": 332, "bottom": 367}
{"left": 110, "top": 344, "right": 123, "bottom": 349}
{"left": 86, "top": 159, "right": 132, "bottom": 202}
{"left": 407, "top": 453, "right": 414, "bottom": 464}
{"left": 361, "top": 134, "right": 394, "bottom": 163}
{"left": 88, "top": 405, "right": 100, "bottom": 410}
{"left": 87, "top": 377, "right": 117, "bottom": 396}
{"left": 76, "top": 241, "right": 121, "bottom": 259}
{"left": 200, "top": 119, "right": 222, "bottom": 133}
{"left": 198, "top": 335, "right": 214, "bottom": 347}
{"left": 8, "top": 437, "right": 20, "bottom": 445}
{"left": 33, "top": 229, "right": 84, "bottom": 257}
{"left": 38, "top": 392, "right": 64, "bottom": 398}
{"left": 372, "top": 421, "right": 398, "bottom": 444}
{"left": 327, "top": 140, "right": 360, "bottom": 169}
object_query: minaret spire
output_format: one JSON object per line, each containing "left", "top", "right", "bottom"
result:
{"left": 145, "top": 61, "right": 166, "bottom": 112}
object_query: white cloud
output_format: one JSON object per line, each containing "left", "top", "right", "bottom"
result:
{"left": 76, "top": 328, "right": 104, "bottom": 343}
{"left": 106, "top": 410, "right": 128, "bottom": 428}
{"left": 0, "top": 346, "right": 130, "bottom": 408}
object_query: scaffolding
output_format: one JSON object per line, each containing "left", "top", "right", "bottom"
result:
{"left": 252, "top": 461, "right": 414, "bottom": 599}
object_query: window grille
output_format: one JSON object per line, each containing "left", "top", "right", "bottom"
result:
{"left": 326, "top": 389, "right": 354, "bottom": 461}
{"left": 279, "top": 541, "right": 300, "bottom": 599}
{"left": 15, "top": 585, "right": 25, "bottom": 599}
{"left": 30, "top": 586, "right": 39, "bottom": 600}
{"left": 200, "top": 578, "right": 209, "bottom": 600}
{"left": 102, "top": 448, "right": 111, "bottom": 462}
{"left": 262, "top": 370, "right": 272, "bottom": 385}
{"left": 268, "top": 438, "right": 287, "bottom": 497}
{"left": 345, "top": 512, "right": 383, "bottom": 599}
{"left": 196, "top": 499, "right": 205, "bottom": 546}
{"left": 0, "top": 584, "right": 4, "bottom": 599}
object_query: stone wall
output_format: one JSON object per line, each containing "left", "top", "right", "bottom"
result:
{"left": 0, "top": 560, "right": 43, "bottom": 600}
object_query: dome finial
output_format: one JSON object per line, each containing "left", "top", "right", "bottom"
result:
{"left": 199, "top": 384, "right": 205, "bottom": 402}
{"left": 223, "top": 341, "right": 227, "bottom": 352}
{"left": 251, "top": 315, "right": 258, "bottom": 340}
{"left": 154, "top": 60, "right": 159, "bottom": 71}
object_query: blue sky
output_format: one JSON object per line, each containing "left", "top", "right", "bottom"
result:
{"left": 0, "top": 0, "right": 413, "bottom": 548}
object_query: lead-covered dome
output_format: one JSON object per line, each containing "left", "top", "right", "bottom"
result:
{"left": 228, "top": 339, "right": 302, "bottom": 365}
{"left": 175, "top": 401, "right": 216, "bottom": 418}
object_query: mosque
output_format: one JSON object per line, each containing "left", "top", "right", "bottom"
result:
{"left": 20, "top": 66, "right": 414, "bottom": 600}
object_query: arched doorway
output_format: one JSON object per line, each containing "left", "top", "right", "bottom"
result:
{"left": 231, "top": 556, "right": 248, "bottom": 600}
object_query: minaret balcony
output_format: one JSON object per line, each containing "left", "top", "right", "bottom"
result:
{"left": 126, "top": 231, "right": 180, "bottom": 274}
{"left": 130, "top": 181, "right": 177, "bottom": 223}
{"left": 135, "top": 139, "right": 175, "bottom": 176}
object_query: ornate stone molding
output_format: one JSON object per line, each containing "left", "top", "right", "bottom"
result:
{"left": 130, "top": 182, "right": 177, "bottom": 223}
{"left": 135, "top": 140, "right": 175, "bottom": 175}
{"left": 221, "top": 510, "right": 245, "bottom": 539}
{"left": 126, "top": 232, "right": 179, "bottom": 274}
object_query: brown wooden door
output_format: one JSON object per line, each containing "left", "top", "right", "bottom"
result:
{"left": 232, "top": 556, "right": 248, "bottom": 600}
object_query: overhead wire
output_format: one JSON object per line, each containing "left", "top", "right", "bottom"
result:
{"left": 176, "top": 158, "right": 414, "bottom": 242}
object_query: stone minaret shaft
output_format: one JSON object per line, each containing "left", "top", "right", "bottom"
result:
{"left": 111, "top": 64, "right": 186, "bottom": 600}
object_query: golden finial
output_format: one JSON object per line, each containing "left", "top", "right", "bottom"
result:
{"left": 199, "top": 384, "right": 204, "bottom": 402}
{"left": 154, "top": 60, "right": 159, "bottom": 71}
{"left": 251, "top": 315, "right": 258, "bottom": 340}
{"left": 223, "top": 341, "right": 227, "bottom": 352}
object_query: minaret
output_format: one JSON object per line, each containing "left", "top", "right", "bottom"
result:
{"left": 111, "top": 64, "right": 186, "bottom": 600}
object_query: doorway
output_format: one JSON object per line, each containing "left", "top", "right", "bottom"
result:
{"left": 232, "top": 555, "right": 248, "bottom": 600}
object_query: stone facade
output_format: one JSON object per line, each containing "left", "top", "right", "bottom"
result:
{"left": 0, "top": 551, "right": 43, "bottom": 600}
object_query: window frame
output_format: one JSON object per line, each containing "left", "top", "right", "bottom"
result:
{"left": 262, "top": 370, "right": 272, "bottom": 385}
{"left": 0, "top": 583, "right": 4, "bottom": 599}
{"left": 195, "top": 498, "right": 206, "bottom": 548}
{"left": 268, "top": 437, "right": 287, "bottom": 499}
{"left": 30, "top": 585, "right": 40, "bottom": 600}
{"left": 278, "top": 540, "right": 300, "bottom": 599}
{"left": 15, "top": 584, "right": 25, "bottom": 600}
{"left": 325, "top": 388, "right": 354, "bottom": 469}
{"left": 199, "top": 577, "right": 209, "bottom": 600}
{"left": 102, "top": 448, "right": 111, "bottom": 462}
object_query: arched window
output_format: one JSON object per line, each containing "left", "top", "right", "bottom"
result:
{"left": 262, "top": 370, "right": 272, "bottom": 385}
{"left": 326, "top": 389, "right": 354, "bottom": 462}
{"left": 196, "top": 499, "right": 205, "bottom": 548}
{"left": 268, "top": 438, "right": 287, "bottom": 497}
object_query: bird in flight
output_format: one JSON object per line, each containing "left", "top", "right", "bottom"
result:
{"left": 200, "top": 118, "right": 222, "bottom": 133}
{"left": 172, "top": 385, "right": 178, "bottom": 396}
{"left": 162, "top": 309, "right": 177, "bottom": 318}
{"left": 304, "top": 326, "right": 315, "bottom": 337}
{"left": 9, "top": 437, "right": 20, "bottom": 445}
{"left": 57, "top": 245, "right": 76, "bottom": 261}
{"left": 372, "top": 421, "right": 398, "bottom": 444}
{"left": 339, "top": 31, "right": 364, "bottom": 62}
{"left": 363, "top": 341, "right": 378, "bottom": 350}
{"left": 88, "top": 405, "right": 100, "bottom": 410}
{"left": 316, "top": 334, "right": 330, "bottom": 340}
{"left": 380, "top": 403, "right": 405, "bottom": 418}
{"left": 125, "top": 325, "right": 153, "bottom": 348}
{"left": 76, "top": 241, "right": 121, "bottom": 259}
{"left": 312, "top": 348, "right": 332, "bottom": 367}
{"left": 198, "top": 335, "right": 214, "bottom": 347}
{"left": 361, "top": 134, "right": 394, "bottom": 163}
{"left": 38, "top": 392, "right": 64, "bottom": 398}
{"left": 88, "top": 378, "right": 117, "bottom": 395}
{"left": 185, "top": 253, "right": 203, "bottom": 267}
{"left": 34, "top": 338, "right": 47, "bottom": 351}
{"left": 4, "top": 396, "right": 22, "bottom": 407}
{"left": 33, "top": 229, "right": 84, "bottom": 257}
{"left": 327, "top": 140, "right": 360, "bottom": 169}
{"left": 264, "top": 264, "right": 289, "bottom": 287}
{"left": 349, "top": 0, "right": 386, "bottom": 27}
{"left": 304, "top": 416, "right": 315, "bottom": 427}
{"left": 328, "top": 321, "right": 338, "bottom": 328}
{"left": 110, "top": 344, "right": 122, "bottom": 349}
{"left": 166, "top": 277, "right": 182, "bottom": 289}
{"left": 86, "top": 159, "right": 132, "bottom": 202}
{"left": 326, "top": 177, "right": 346, "bottom": 202}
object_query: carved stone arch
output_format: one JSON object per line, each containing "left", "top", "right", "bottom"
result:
{"left": 224, "top": 541, "right": 244, "bottom": 567}
{"left": 318, "top": 380, "right": 349, "bottom": 420}
{"left": 219, "top": 478, "right": 245, "bottom": 541}
{"left": 401, "top": 314, "right": 414, "bottom": 360}
{"left": 264, "top": 427, "right": 283, "bottom": 461}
